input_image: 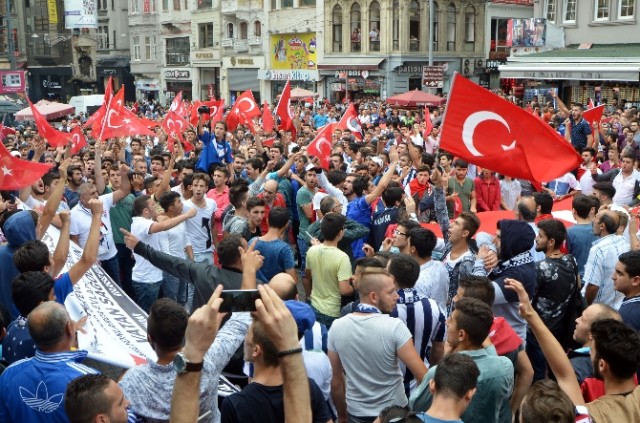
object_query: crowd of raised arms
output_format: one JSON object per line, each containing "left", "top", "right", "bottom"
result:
{"left": 0, "top": 92, "right": 639, "bottom": 423}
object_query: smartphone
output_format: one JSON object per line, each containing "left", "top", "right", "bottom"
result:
{"left": 220, "top": 290, "right": 259, "bottom": 313}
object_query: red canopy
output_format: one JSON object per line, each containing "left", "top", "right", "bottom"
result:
{"left": 15, "top": 100, "right": 75, "bottom": 121}
{"left": 386, "top": 89, "right": 446, "bottom": 108}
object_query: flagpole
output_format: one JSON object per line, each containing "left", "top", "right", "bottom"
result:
{"left": 98, "top": 87, "right": 117, "bottom": 142}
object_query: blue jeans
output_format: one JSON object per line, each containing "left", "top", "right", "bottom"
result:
{"left": 100, "top": 255, "right": 121, "bottom": 287}
{"left": 526, "top": 330, "right": 548, "bottom": 382}
{"left": 162, "top": 272, "right": 180, "bottom": 302}
{"left": 296, "top": 235, "right": 308, "bottom": 276}
{"left": 348, "top": 414, "right": 376, "bottom": 423}
{"left": 311, "top": 304, "right": 337, "bottom": 329}
{"left": 132, "top": 280, "right": 161, "bottom": 313}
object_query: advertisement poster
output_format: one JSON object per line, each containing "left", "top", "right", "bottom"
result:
{"left": 64, "top": 0, "right": 98, "bottom": 29}
{"left": 510, "top": 18, "right": 546, "bottom": 47}
{"left": 0, "top": 71, "right": 26, "bottom": 94}
{"left": 270, "top": 33, "right": 317, "bottom": 70}
{"left": 48, "top": 0, "right": 59, "bottom": 24}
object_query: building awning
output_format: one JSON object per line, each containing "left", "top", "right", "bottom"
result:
{"left": 136, "top": 79, "right": 160, "bottom": 91}
{"left": 317, "top": 57, "right": 385, "bottom": 71}
{"left": 498, "top": 62, "right": 640, "bottom": 81}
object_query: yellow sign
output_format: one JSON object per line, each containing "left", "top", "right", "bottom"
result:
{"left": 270, "top": 33, "right": 317, "bottom": 70}
{"left": 48, "top": 0, "right": 58, "bottom": 24}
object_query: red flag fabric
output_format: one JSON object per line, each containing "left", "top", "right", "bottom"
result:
{"left": 275, "top": 81, "right": 296, "bottom": 139}
{"left": 337, "top": 103, "right": 363, "bottom": 140}
{"left": 440, "top": 74, "right": 581, "bottom": 183}
{"left": 307, "top": 123, "right": 337, "bottom": 169}
{"left": 189, "top": 99, "right": 223, "bottom": 126}
{"left": 0, "top": 142, "right": 53, "bottom": 189}
{"left": 29, "top": 99, "right": 72, "bottom": 148}
{"left": 226, "top": 90, "right": 260, "bottom": 132}
{"left": 93, "top": 88, "right": 155, "bottom": 141}
{"left": 262, "top": 101, "right": 275, "bottom": 133}
{"left": 424, "top": 107, "right": 434, "bottom": 135}
{"left": 583, "top": 104, "right": 605, "bottom": 136}
{"left": 85, "top": 76, "right": 113, "bottom": 128}
{"left": 588, "top": 98, "right": 595, "bottom": 109}
{"left": 170, "top": 91, "right": 189, "bottom": 118}
{"left": 69, "top": 125, "right": 87, "bottom": 154}
{"left": 262, "top": 136, "right": 276, "bottom": 147}
{"left": 162, "top": 110, "right": 193, "bottom": 152}
{"left": 0, "top": 124, "right": 16, "bottom": 140}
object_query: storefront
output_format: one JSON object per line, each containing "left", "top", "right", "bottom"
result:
{"left": 257, "top": 70, "right": 320, "bottom": 103}
{"left": 318, "top": 58, "right": 385, "bottom": 103}
{"left": 27, "top": 66, "right": 73, "bottom": 102}
{"left": 96, "top": 58, "right": 135, "bottom": 102}
{"left": 221, "top": 56, "right": 263, "bottom": 104}
{"left": 191, "top": 50, "right": 221, "bottom": 101}
{"left": 163, "top": 68, "right": 193, "bottom": 102}
{"left": 135, "top": 78, "right": 160, "bottom": 101}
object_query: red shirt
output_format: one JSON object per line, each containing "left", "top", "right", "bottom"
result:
{"left": 207, "top": 186, "right": 230, "bottom": 238}
{"left": 257, "top": 192, "right": 286, "bottom": 234}
{"left": 474, "top": 176, "right": 501, "bottom": 212}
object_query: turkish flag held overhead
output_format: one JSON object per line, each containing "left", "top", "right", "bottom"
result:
{"left": 29, "top": 99, "right": 72, "bottom": 147}
{"left": 0, "top": 124, "right": 16, "bottom": 140}
{"left": 226, "top": 90, "right": 260, "bottom": 132}
{"left": 69, "top": 125, "right": 87, "bottom": 154}
{"left": 307, "top": 122, "right": 337, "bottom": 170}
{"left": 588, "top": 98, "right": 596, "bottom": 109}
{"left": 170, "top": 91, "right": 189, "bottom": 118}
{"left": 0, "top": 142, "right": 53, "bottom": 190}
{"left": 262, "top": 136, "right": 276, "bottom": 147}
{"left": 162, "top": 110, "right": 193, "bottom": 152}
{"left": 262, "top": 101, "right": 275, "bottom": 133}
{"left": 424, "top": 107, "right": 434, "bottom": 135}
{"left": 85, "top": 76, "right": 114, "bottom": 129}
{"left": 440, "top": 73, "right": 581, "bottom": 183}
{"left": 337, "top": 103, "right": 363, "bottom": 140}
{"left": 94, "top": 87, "right": 155, "bottom": 141}
{"left": 275, "top": 81, "right": 296, "bottom": 139}
{"left": 189, "top": 99, "right": 224, "bottom": 126}
{"left": 583, "top": 104, "right": 605, "bottom": 136}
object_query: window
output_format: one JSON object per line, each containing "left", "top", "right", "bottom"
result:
{"left": 300, "top": 0, "right": 315, "bottom": 5}
{"left": 163, "top": 0, "right": 169, "bottom": 10}
{"left": 173, "top": 0, "right": 180, "bottom": 10}
{"left": 133, "top": 36, "right": 140, "bottom": 60}
{"left": 546, "top": 0, "right": 556, "bottom": 22}
{"left": 446, "top": 3, "right": 456, "bottom": 51}
{"left": 432, "top": 1, "right": 439, "bottom": 51}
{"left": 350, "top": 3, "right": 361, "bottom": 53}
{"left": 145, "top": 36, "right": 151, "bottom": 59}
{"left": 254, "top": 21, "right": 262, "bottom": 37}
{"left": 595, "top": 0, "right": 610, "bottom": 20}
{"left": 198, "top": 0, "right": 212, "bottom": 9}
{"left": 392, "top": 0, "right": 399, "bottom": 50}
{"left": 282, "top": 0, "right": 293, "bottom": 7}
{"left": 166, "top": 37, "right": 189, "bottom": 65}
{"left": 619, "top": 0, "right": 635, "bottom": 19}
{"left": 465, "top": 5, "right": 475, "bottom": 43}
{"left": 271, "top": 0, "right": 276, "bottom": 10}
{"left": 131, "top": 0, "right": 138, "bottom": 13}
{"left": 198, "top": 23, "right": 214, "bottom": 48}
{"left": 332, "top": 5, "right": 343, "bottom": 52}
{"left": 369, "top": 1, "right": 380, "bottom": 52}
{"left": 239, "top": 22, "right": 248, "bottom": 39}
{"left": 227, "top": 23, "right": 234, "bottom": 38}
{"left": 409, "top": 1, "right": 420, "bottom": 51}
{"left": 152, "top": 36, "right": 158, "bottom": 59}
{"left": 564, "top": 0, "right": 577, "bottom": 23}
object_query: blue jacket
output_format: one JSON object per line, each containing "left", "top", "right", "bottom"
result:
{"left": 196, "top": 132, "right": 233, "bottom": 172}
{"left": 0, "top": 211, "right": 36, "bottom": 320}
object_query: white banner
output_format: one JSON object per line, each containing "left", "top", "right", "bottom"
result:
{"left": 42, "top": 227, "right": 156, "bottom": 368}
{"left": 64, "top": 0, "right": 98, "bottom": 29}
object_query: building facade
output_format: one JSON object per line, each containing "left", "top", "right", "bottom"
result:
{"left": 129, "top": 0, "right": 161, "bottom": 101}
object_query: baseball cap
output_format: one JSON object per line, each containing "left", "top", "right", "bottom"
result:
{"left": 284, "top": 300, "right": 316, "bottom": 334}
{"left": 304, "top": 162, "right": 322, "bottom": 173}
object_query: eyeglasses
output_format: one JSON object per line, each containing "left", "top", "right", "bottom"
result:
{"left": 393, "top": 229, "right": 407, "bottom": 237}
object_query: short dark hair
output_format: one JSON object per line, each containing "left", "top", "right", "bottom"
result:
{"left": 268, "top": 207, "right": 289, "bottom": 229}
{"left": 319, "top": 196, "right": 336, "bottom": 216}
{"left": 247, "top": 157, "right": 265, "bottom": 172}
{"left": 213, "top": 166, "right": 230, "bottom": 178}
{"left": 520, "top": 379, "right": 575, "bottom": 423}
{"left": 618, "top": 251, "right": 640, "bottom": 278}
{"left": 387, "top": 254, "right": 420, "bottom": 289}
{"left": 354, "top": 256, "right": 384, "bottom": 270}
{"left": 592, "top": 182, "right": 616, "bottom": 199}
{"left": 381, "top": 186, "right": 404, "bottom": 207}
{"left": 217, "top": 234, "right": 243, "bottom": 266}
{"left": 407, "top": 227, "right": 437, "bottom": 259}
{"left": 13, "top": 240, "right": 50, "bottom": 272}
{"left": 352, "top": 175, "right": 370, "bottom": 197}
{"left": 147, "top": 298, "right": 188, "bottom": 350}
{"left": 229, "top": 183, "right": 249, "bottom": 208}
{"left": 598, "top": 212, "right": 618, "bottom": 234}
{"left": 144, "top": 175, "right": 158, "bottom": 190}
{"left": 533, "top": 192, "right": 553, "bottom": 215}
{"left": 453, "top": 159, "right": 468, "bottom": 169}
{"left": 246, "top": 196, "right": 265, "bottom": 211}
{"left": 251, "top": 319, "right": 279, "bottom": 367}
{"left": 133, "top": 194, "right": 152, "bottom": 217}
{"left": 453, "top": 298, "right": 493, "bottom": 347}
{"left": 321, "top": 213, "right": 346, "bottom": 241}
{"left": 572, "top": 194, "right": 593, "bottom": 219}
{"left": 459, "top": 211, "right": 480, "bottom": 239}
{"left": 537, "top": 218, "right": 567, "bottom": 247}
{"left": 42, "top": 170, "right": 60, "bottom": 188}
{"left": 591, "top": 319, "right": 640, "bottom": 380}
{"left": 65, "top": 374, "right": 113, "bottom": 423}
{"left": 581, "top": 147, "right": 596, "bottom": 157}
{"left": 458, "top": 276, "right": 495, "bottom": 307}
{"left": 12, "top": 271, "right": 55, "bottom": 316}
{"left": 433, "top": 353, "right": 480, "bottom": 400}
{"left": 158, "top": 191, "right": 181, "bottom": 212}
{"left": 517, "top": 199, "right": 537, "bottom": 222}
{"left": 151, "top": 154, "right": 165, "bottom": 166}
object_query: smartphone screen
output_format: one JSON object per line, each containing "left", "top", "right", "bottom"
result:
{"left": 220, "top": 290, "right": 259, "bottom": 313}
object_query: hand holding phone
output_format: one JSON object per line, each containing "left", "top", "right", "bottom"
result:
{"left": 220, "top": 290, "right": 260, "bottom": 313}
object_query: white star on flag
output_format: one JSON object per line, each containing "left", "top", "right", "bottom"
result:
{"left": 1, "top": 165, "right": 12, "bottom": 176}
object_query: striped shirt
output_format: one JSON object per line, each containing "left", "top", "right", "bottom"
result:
{"left": 302, "top": 321, "right": 328, "bottom": 353}
{"left": 583, "top": 234, "right": 630, "bottom": 309}
{"left": 619, "top": 296, "right": 640, "bottom": 331}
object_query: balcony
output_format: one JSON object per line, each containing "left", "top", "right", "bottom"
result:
{"left": 248, "top": 36, "right": 261, "bottom": 46}
{"left": 233, "top": 39, "right": 248, "bottom": 52}
{"left": 221, "top": 0, "right": 261, "bottom": 15}
{"left": 221, "top": 38, "right": 262, "bottom": 53}
{"left": 221, "top": 38, "right": 234, "bottom": 47}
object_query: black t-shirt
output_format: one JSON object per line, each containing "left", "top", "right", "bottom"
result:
{"left": 220, "top": 378, "right": 331, "bottom": 423}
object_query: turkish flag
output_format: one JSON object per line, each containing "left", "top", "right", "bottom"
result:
{"left": 162, "top": 110, "right": 193, "bottom": 152}
{"left": 307, "top": 123, "right": 337, "bottom": 169}
{"left": 337, "top": 103, "right": 363, "bottom": 140}
{"left": 440, "top": 74, "right": 581, "bottom": 183}
{"left": 0, "top": 142, "right": 53, "bottom": 190}
{"left": 170, "top": 91, "right": 189, "bottom": 118}
{"left": 424, "top": 107, "right": 434, "bottom": 135}
{"left": 583, "top": 104, "right": 605, "bottom": 136}
{"left": 262, "top": 136, "right": 276, "bottom": 147}
{"left": 275, "top": 81, "right": 296, "bottom": 139}
{"left": 29, "top": 99, "right": 72, "bottom": 148}
{"left": 588, "top": 98, "right": 596, "bottom": 109}
{"left": 69, "top": 125, "right": 87, "bottom": 154}
{"left": 85, "top": 76, "right": 114, "bottom": 129}
{"left": 93, "top": 87, "right": 155, "bottom": 140}
{"left": 0, "top": 124, "right": 16, "bottom": 140}
{"left": 262, "top": 101, "right": 275, "bottom": 133}
{"left": 226, "top": 90, "right": 260, "bottom": 132}
{"left": 189, "top": 99, "right": 224, "bottom": 126}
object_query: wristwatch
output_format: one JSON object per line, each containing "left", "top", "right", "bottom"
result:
{"left": 172, "top": 352, "right": 204, "bottom": 374}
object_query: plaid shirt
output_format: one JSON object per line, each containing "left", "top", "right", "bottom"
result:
{"left": 583, "top": 234, "right": 629, "bottom": 308}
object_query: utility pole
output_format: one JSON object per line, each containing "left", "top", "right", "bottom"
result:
{"left": 428, "top": 0, "right": 434, "bottom": 66}
{"left": 6, "top": 0, "right": 16, "bottom": 69}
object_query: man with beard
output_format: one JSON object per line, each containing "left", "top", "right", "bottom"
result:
{"left": 328, "top": 268, "right": 427, "bottom": 422}
{"left": 64, "top": 165, "right": 84, "bottom": 209}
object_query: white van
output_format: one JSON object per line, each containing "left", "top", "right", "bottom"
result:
{"left": 69, "top": 94, "right": 105, "bottom": 115}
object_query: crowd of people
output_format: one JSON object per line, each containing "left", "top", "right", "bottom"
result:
{"left": 0, "top": 91, "right": 639, "bottom": 423}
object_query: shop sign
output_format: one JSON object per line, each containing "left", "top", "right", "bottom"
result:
{"left": 164, "top": 69, "right": 190, "bottom": 79}
{"left": 422, "top": 66, "right": 444, "bottom": 88}
{"left": 102, "top": 69, "right": 117, "bottom": 76}
{"left": 259, "top": 70, "right": 320, "bottom": 81}
{"left": 43, "top": 80, "right": 62, "bottom": 89}
{"left": 522, "top": 71, "right": 603, "bottom": 80}
{"left": 230, "top": 56, "right": 254, "bottom": 66}
{"left": 335, "top": 70, "right": 369, "bottom": 78}
{"left": 397, "top": 64, "right": 424, "bottom": 74}
{"left": 485, "top": 60, "right": 506, "bottom": 70}
{"left": 196, "top": 52, "right": 215, "bottom": 59}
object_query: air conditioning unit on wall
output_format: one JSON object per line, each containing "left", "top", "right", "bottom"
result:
{"left": 463, "top": 58, "right": 474, "bottom": 76}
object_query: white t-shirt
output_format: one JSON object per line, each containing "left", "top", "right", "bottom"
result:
{"left": 547, "top": 173, "right": 580, "bottom": 196}
{"left": 183, "top": 198, "right": 217, "bottom": 254}
{"left": 158, "top": 220, "right": 190, "bottom": 259}
{"left": 70, "top": 193, "right": 117, "bottom": 260}
{"left": 579, "top": 166, "right": 602, "bottom": 195}
{"left": 131, "top": 216, "right": 163, "bottom": 283}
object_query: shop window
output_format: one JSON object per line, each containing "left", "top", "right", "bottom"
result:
{"left": 240, "top": 22, "right": 248, "bottom": 39}
{"left": 595, "top": 0, "right": 610, "bottom": 20}
{"left": 199, "top": 23, "right": 214, "bottom": 48}
{"left": 392, "top": 0, "right": 399, "bottom": 50}
{"left": 254, "top": 21, "right": 262, "bottom": 37}
{"left": 545, "top": 0, "right": 556, "bottom": 23}
{"left": 446, "top": 3, "right": 456, "bottom": 51}
{"left": 227, "top": 23, "right": 234, "bottom": 39}
{"left": 369, "top": 1, "right": 380, "bottom": 52}
{"left": 563, "top": 0, "right": 577, "bottom": 23}
{"left": 432, "top": 1, "right": 439, "bottom": 51}
{"left": 464, "top": 5, "right": 475, "bottom": 51}
{"left": 618, "top": 0, "right": 635, "bottom": 19}
{"left": 165, "top": 37, "right": 189, "bottom": 65}
{"left": 409, "top": 0, "right": 420, "bottom": 51}
{"left": 350, "top": 3, "right": 361, "bottom": 52}
{"left": 332, "top": 5, "right": 343, "bottom": 52}
{"left": 282, "top": 0, "right": 293, "bottom": 8}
